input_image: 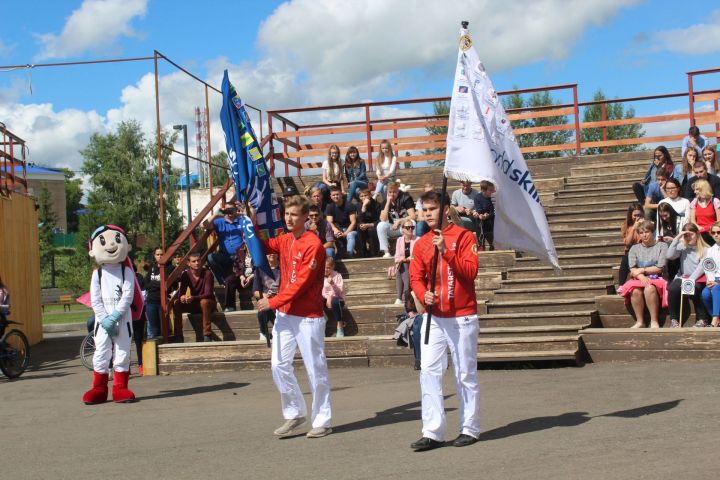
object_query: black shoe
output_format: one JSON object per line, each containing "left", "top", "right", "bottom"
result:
{"left": 451, "top": 434, "right": 478, "bottom": 447}
{"left": 414, "top": 359, "right": 421, "bottom": 371}
{"left": 410, "top": 437, "right": 442, "bottom": 451}
{"left": 203, "top": 335, "right": 213, "bottom": 342}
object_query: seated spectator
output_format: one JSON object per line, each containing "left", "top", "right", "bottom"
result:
{"left": 373, "top": 140, "right": 397, "bottom": 200}
{"left": 325, "top": 185, "right": 358, "bottom": 258}
{"left": 666, "top": 223, "right": 709, "bottom": 328}
{"left": 687, "top": 179, "right": 720, "bottom": 245}
{"left": 356, "top": 188, "right": 381, "bottom": 257}
{"left": 313, "top": 145, "right": 344, "bottom": 199}
{"left": 306, "top": 204, "right": 336, "bottom": 259}
{"left": 308, "top": 186, "right": 328, "bottom": 214}
{"left": 703, "top": 145, "right": 719, "bottom": 175}
{"left": 690, "top": 221, "right": 720, "bottom": 327}
{"left": 204, "top": 205, "right": 245, "bottom": 286}
{"left": 657, "top": 203, "right": 680, "bottom": 278}
{"left": 473, "top": 180, "right": 496, "bottom": 250}
{"left": 252, "top": 253, "right": 280, "bottom": 342}
{"left": 643, "top": 169, "right": 669, "bottom": 220}
{"left": 172, "top": 252, "right": 217, "bottom": 342}
{"left": 657, "top": 178, "right": 689, "bottom": 232}
{"left": 682, "top": 125, "right": 708, "bottom": 157}
{"left": 683, "top": 161, "right": 720, "bottom": 200}
{"left": 378, "top": 181, "right": 416, "bottom": 258}
{"left": 223, "top": 245, "right": 254, "bottom": 312}
{"left": 414, "top": 182, "right": 434, "bottom": 237}
{"left": 451, "top": 181, "right": 478, "bottom": 233}
{"left": 617, "top": 220, "right": 668, "bottom": 329}
{"left": 633, "top": 146, "right": 674, "bottom": 203}
{"left": 322, "top": 257, "right": 346, "bottom": 337}
{"left": 674, "top": 147, "right": 698, "bottom": 187}
{"left": 394, "top": 218, "right": 418, "bottom": 305}
{"left": 343, "top": 146, "right": 369, "bottom": 203}
{"left": 619, "top": 203, "right": 644, "bottom": 284}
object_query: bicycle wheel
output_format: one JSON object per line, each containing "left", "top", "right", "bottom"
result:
{"left": 0, "top": 329, "right": 30, "bottom": 379}
{"left": 80, "top": 334, "right": 95, "bottom": 371}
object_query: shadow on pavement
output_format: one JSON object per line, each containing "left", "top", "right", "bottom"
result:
{"left": 139, "top": 382, "right": 250, "bottom": 401}
{"left": 482, "top": 399, "right": 683, "bottom": 441}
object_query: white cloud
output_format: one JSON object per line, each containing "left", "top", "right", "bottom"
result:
{"left": 35, "top": 0, "right": 148, "bottom": 60}
{"left": 653, "top": 10, "right": 720, "bottom": 55}
{"left": 0, "top": 39, "right": 15, "bottom": 57}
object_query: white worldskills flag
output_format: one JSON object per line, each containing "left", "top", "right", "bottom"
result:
{"left": 444, "top": 27, "right": 560, "bottom": 269}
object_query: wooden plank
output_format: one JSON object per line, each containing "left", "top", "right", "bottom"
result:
{"left": 508, "top": 107, "right": 576, "bottom": 121}
{"left": 514, "top": 123, "right": 576, "bottom": 135}
{"left": 587, "top": 349, "right": 720, "bottom": 362}
{"left": 160, "top": 356, "right": 369, "bottom": 374}
{"left": 694, "top": 92, "right": 720, "bottom": 102}
{"left": 581, "top": 330, "right": 720, "bottom": 350}
{"left": 520, "top": 142, "right": 577, "bottom": 154}
{"left": 290, "top": 140, "right": 446, "bottom": 159}
{"left": 581, "top": 112, "right": 688, "bottom": 129}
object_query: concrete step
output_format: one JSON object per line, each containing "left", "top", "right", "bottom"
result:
{"left": 479, "top": 311, "right": 596, "bottom": 328}
{"left": 494, "top": 284, "right": 612, "bottom": 300}
{"left": 581, "top": 328, "right": 720, "bottom": 362}
{"left": 505, "top": 263, "right": 616, "bottom": 279}
{"left": 486, "top": 298, "right": 596, "bottom": 314}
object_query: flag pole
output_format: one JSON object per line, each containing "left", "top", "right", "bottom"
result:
{"left": 424, "top": 173, "right": 449, "bottom": 344}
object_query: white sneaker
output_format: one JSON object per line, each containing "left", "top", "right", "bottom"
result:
{"left": 336, "top": 327, "right": 345, "bottom": 338}
{"left": 306, "top": 427, "right": 332, "bottom": 438}
{"left": 394, "top": 298, "right": 404, "bottom": 305}
{"left": 383, "top": 252, "right": 393, "bottom": 259}
{"left": 273, "top": 417, "right": 306, "bottom": 436}
{"left": 259, "top": 333, "right": 267, "bottom": 341}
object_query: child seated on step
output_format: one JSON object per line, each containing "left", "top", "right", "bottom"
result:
{"left": 224, "top": 245, "right": 254, "bottom": 312}
{"left": 322, "top": 257, "right": 347, "bottom": 337}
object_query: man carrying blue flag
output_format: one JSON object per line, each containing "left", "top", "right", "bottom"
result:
{"left": 204, "top": 203, "right": 244, "bottom": 294}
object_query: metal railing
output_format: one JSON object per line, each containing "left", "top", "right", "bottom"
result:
{"left": 0, "top": 122, "right": 28, "bottom": 196}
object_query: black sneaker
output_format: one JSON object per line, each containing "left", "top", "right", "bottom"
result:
{"left": 203, "top": 335, "right": 213, "bottom": 342}
{"left": 414, "top": 359, "right": 421, "bottom": 371}
{"left": 451, "top": 434, "right": 478, "bottom": 447}
{"left": 410, "top": 437, "right": 442, "bottom": 451}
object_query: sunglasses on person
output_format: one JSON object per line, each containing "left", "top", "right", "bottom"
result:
{"left": 711, "top": 230, "right": 720, "bottom": 235}
{"left": 402, "top": 226, "right": 414, "bottom": 230}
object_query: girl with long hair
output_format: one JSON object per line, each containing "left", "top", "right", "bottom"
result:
{"left": 619, "top": 203, "right": 644, "bottom": 284}
{"left": 373, "top": 139, "right": 397, "bottom": 200}
{"left": 688, "top": 179, "right": 720, "bottom": 245}
{"left": 343, "top": 145, "right": 368, "bottom": 202}
{"left": 315, "top": 145, "right": 344, "bottom": 197}
{"left": 666, "top": 223, "right": 709, "bottom": 327}
{"left": 702, "top": 145, "right": 719, "bottom": 174}
{"left": 690, "top": 220, "right": 720, "bottom": 327}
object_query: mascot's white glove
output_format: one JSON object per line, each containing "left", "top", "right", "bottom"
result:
{"left": 100, "top": 310, "right": 122, "bottom": 337}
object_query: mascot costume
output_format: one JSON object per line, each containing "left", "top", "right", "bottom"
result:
{"left": 82, "top": 225, "right": 144, "bottom": 404}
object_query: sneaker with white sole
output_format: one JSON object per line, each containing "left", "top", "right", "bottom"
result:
{"left": 306, "top": 427, "right": 332, "bottom": 438}
{"left": 670, "top": 319, "right": 680, "bottom": 328}
{"left": 394, "top": 298, "right": 404, "bottom": 305}
{"left": 273, "top": 417, "right": 306, "bottom": 436}
{"left": 694, "top": 319, "right": 708, "bottom": 328}
{"left": 259, "top": 333, "right": 267, "bottom": 341}
{"left": 336, "top": 327, "right": 345, "bottom": 338}
{"left": 383, "top": 252, "right": 393, "bottom": 259}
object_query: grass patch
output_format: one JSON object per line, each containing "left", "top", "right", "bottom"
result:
{"left": 42, "top": 305, "right": 93, "bottom": 325}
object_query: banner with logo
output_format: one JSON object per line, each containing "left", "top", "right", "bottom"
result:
{"left": 220, "top": 70, "right": 284, "bottom": 276}
{"left": 444, "top": 28, "right": 560, "bottom": 269}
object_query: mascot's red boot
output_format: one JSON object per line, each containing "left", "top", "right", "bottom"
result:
{"left": 112, "top": 370, "right": 136, "bottom": 403}
{"left": 82, "top": 371, "right": 109, "bottom": 404}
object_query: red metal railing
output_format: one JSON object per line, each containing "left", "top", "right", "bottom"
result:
{"left": 0, "top": 122, "right": 28, "bottom": 196}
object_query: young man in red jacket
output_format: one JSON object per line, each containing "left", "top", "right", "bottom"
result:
{"left": 257, "top": 195, "right": 332, "bottom": 438}
{"left": 409, "top": 189, "right": 480, "bottom": 451}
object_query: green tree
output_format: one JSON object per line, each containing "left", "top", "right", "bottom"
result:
{"left": 62, "top": 168, "right": 83, "bottom": 232}
{"left": 37, "top": 188, "right": 59, "bottom": 287}
{"left": 503, "top": 90, "right": 573, "bottom": 159}
{"left": 423, "top": 101, "right": 449, "bottom": 166}
{"left": 210, "top": 151, "right": 230, "bottom": 187}
{"left": 58, "top": 121, "right": 184, "bottom": 292}
{"left": 580, "top": 89, "right": 645, "bottom": 155}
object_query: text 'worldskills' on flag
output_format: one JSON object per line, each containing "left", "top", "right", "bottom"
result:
{"left": 444, "top": 27, "right": 560, "bottom": 270}
{"left": 220, "top": 70, "right": 284, "bottom": 277}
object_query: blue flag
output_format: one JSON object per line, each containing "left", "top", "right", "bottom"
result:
{"left": 220, "top": 70, "right": 284, "bottom": 277}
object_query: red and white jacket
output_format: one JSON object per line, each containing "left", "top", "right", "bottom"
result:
{"left": 410, "top": 223, "right": 478, "bottom": 317}
{"left": 263, "top": 231, "right": 326, "bottom": 318}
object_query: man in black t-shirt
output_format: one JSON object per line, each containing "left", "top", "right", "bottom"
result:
{"left": 356, "top": 188, "right": 381, "bottom": 257}
{"left": 325, "top": 186, "right": 359, "bottom": 258}
{"left": 377, "top": 182, "right": 416, "bottom": 258}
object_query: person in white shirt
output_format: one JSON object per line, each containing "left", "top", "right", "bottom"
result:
{"left": 373, "top": 140, "right": 397, "bottom": 200}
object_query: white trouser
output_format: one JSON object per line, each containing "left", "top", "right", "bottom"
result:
{"left": 93, "top": 319, "right": 133, "bottom": 373}
{"left": 419, "top": 313, "right": 480, "bottom": 441}
{"left": 377, "top": 221, "right": 403, "bottom": 253}
{"left": 271, "top": 312, "right": 332, "bottom": 428}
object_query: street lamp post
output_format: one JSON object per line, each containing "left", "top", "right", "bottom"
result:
{"left": 173, "top": 124, "right": 192, "bottom": 225}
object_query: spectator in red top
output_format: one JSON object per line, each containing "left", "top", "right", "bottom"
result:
{"left": 257, "top": 194, "right": 332, "bottom": 439}
{"left": 409, "top": 190, "right": 480, "bottom": 451}
{"left": 688, "top": 179, "right": 720, "bottom": 246}
{"left": 172, "top": 252, "right": 217, "bottom": 342}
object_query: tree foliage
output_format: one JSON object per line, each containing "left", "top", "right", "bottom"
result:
{"left": 503, "top": 90, "right": 573, "bottom": 159}
{"left": 62, "top": 168, "right": 83, "bottom": 232}
{"left": 37, "top": 187, "right": 57, "bottom": 265}
{"left": 210, "top": 151, "right": 230, "bottom": 187}
{"left": 423, "top": 101, "right": 449, "bottom": 166}
{"left": 580, "top": 89, "right": 645, "bottom": 155}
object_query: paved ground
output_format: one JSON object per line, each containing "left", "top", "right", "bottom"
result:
{"left": 4, "top": 334, "right": 720, "bottom": 480}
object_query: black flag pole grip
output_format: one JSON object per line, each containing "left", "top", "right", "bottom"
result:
{"left": 423, "top": 174, "right": 449, "bottom": 345}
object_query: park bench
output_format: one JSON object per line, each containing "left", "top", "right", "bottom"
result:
{"left": 42, "top": 294, "right": 74, "bottom": 312}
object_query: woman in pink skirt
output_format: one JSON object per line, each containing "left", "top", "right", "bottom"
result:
{"left": 617, "top": 220, "right": 668, "bottom": 328}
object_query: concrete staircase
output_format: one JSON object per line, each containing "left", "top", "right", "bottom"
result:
{"left": 157, "top": 149, "right": 678, "bottom": 374}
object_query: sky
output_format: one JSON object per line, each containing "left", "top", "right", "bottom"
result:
{"left": 1, "top": 0, "right": 720, "bottom": 178}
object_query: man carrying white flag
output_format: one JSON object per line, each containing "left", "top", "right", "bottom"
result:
{"left": 444, "top": 25, "right": 560, "bottom": 269}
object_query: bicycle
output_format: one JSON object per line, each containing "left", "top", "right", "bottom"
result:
{"left": 0, "top": 316, "right": 30, "bottom": 379}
